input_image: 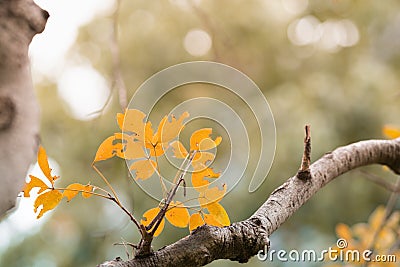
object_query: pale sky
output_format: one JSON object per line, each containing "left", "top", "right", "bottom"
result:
{"left": 30, "top": 0, "right": 115, "bottom": 120}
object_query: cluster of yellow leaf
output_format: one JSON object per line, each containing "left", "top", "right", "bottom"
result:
{"left": 324, "top": 206, "right": 400, "bottom": 267}
{"left": 141, "top": 127, "right": 230, "bottom": 236}
{"left": 94, "top": 109, "right": 230, "bottom": 236}
{"left": 94, "top": 109, "right": 189, "bottom": 180}
{"left": 383, "top": 125, "right": 400, "bottom": 139}
{"left": 23, "top": 146, "right": 94, "bottom": 218}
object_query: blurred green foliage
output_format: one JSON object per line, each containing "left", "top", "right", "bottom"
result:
{"left": 1, "top": 0, "right": 400, "bottom": 266}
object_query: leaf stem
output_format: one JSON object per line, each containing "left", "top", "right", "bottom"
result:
{"left": 147, "top": 151, "right": 197, "bottom": 234}
{"left": 172, "top": 152, "right": 190, "bottom": 185}
{"left": 153, "top": 146, "right": 167, "bottom": 197}
{"left": 109, "top": 196, "right": 142, "bottom": 231}
{"left": 92, "top": 164, "right": 121, "bottom": 205}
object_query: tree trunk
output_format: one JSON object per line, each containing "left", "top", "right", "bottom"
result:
{"left": 98, "top": 138, "right": 400, "bottom": 267}
{"left": 0, "top": 0, "right": 48, "bottom": 216}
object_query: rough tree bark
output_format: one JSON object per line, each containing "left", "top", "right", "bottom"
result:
{"left": 0, "top": 0, "right": 48, "bottom": 215}
{"left": 98, "top": 137, "right": 400, "bottom": 267}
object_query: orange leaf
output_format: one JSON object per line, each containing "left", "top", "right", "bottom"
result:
{"left": 170, "top": 141, "right": 188, "bottom": 158}
{"left": 121, "top": 109, "right": 146, "bottom": 137}
{"left": 37, "top": 146, "right": 58, "bottom": 185}
{"left": 93, "top": 135, "right": 124, "bottom": 163}
{"left": 203, "top": 213, "right": 223, "bottom": 227}
{"left": 199, "top": 184, "right": 227, "bottom": 207}
{"left": 82, "top": 184, "right": 94, "bottom": 198}
{"left": 190, "top": 128, "right": 221, "bottom": 151}
{"left": 63, "top": 183, "right": 94, "bottom": 202}
{"left": 149, "top": 143, "right": 165, "bottom": 157}
{"left": 383, "top": 125, "right": 400, "bottom": 139}
{"left": 206, "top": 202, "right": 230, "bottom": 226}
{"left": 141, "top": 207, "right": 164, "bottom": 237}
{"left": 114, "top": 133, "right": 146, "bottom": 160}
{"left": 336, "top": 223, "right": 352, "bottom": 241}
{"left": 23, "top": 175, "right": 49, "bottom": 197}
{"left": 144, "top": 121, "right": 156, "bottom": 145}
{"left": 130, "top": 159, "right": 157, "bottom": 180}
{"left": 157, "top": 112, "right": 189, "bottom": 144}
{"left": 189, "top": 213, "right": 205, "bottom": 231}
{"left": 116, "top": 112, "right": 125, "bottom": 130}
{"left": 368, "top": 205, "right": 385, "bottom": 230}
{"left": 192, "top": 168, "right": 220, "bottom": 190}
{"left": 199, "top": 137, "right": 222, "bottom": 151}
{"left": 165, "top": 201, "right": 190, "bottom": 228}
{"left": 192, "top": 152, "right": 215, "bottom": 171}
{"left": 34, "top": 189, "right": 63, "bottom": 219}
{"left": 386, "top": 211, "right": 400, "bottom": 229}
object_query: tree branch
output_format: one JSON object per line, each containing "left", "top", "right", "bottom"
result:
{"left": 0, "top": 0, "right": 48, "bottom": 216}
{"left": 98, "top": 137, "right": 400, "bottom": 267}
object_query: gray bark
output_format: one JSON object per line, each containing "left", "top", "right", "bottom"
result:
{"left": 0, "top": 0, "right": 48, "bottom": 216}
{"left": 98, "top": 138, "right": 400, "bottom": 267}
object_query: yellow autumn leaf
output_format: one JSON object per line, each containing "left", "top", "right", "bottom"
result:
{"left": 383, "top": 125, "right": 400, "bottom": 139}
{"left": 143, "top": 121, "right": 155, "bottom": 145}
{"left": 206, "top": 202, "right": 230, "bottom": 226}
{"left": 199, "top": 137, "right": 222, "bottom": 151}
{"left": 199, "top": 184, "right": 227, "bottom": 207}
{"left": 192, "top": 152, "right": 215, "bottom": 171}
{"left": 37, "top": 146, "right": 58, "bottom": 185}
{"left": 191, "top": 168, "right": 220, "bottom": 191}
{"left": 369, "top": 205, "right": 385, "bottom": 230}
{"left": 141, "top": 207, "right": 164, "bottom": 237}
{"left": 190, "top": 128, "right": 221, "bottom": 151}
{"left": 130, "top": 159, "right": 157, "bottom": 180}
{"left": 170, "top": 141, "right": 188, "bottom": 158}
{"left": 63, "top": 183, "right": 94, "bottom": 202}
{"left": 189, "top": 213, "right": 205, "bottom": 231}
{"left": 203, "top": 213, "right": 223, "bottom": 227}
{"left": 34, "top": 189, "right": 63, "bottom": 219}
{"left": 352, "top": 222, "right": 368, "bottom": 239}
{"left": 93, "top": 135, "right": 124, "bottom": 163}
{"left": 120, "top": 109, "right": 146, "bottom": 136}
{"left": 386, "top": 211, "right": 400, "bottom": 229}
{"left": 157, "top": 112, "right": 189, "bottom": 143}
{"left": 335, "top": 223, "right": 352, "bottom": 241}
{"left": 23, "top": 175, "right": 49, "bottom": 197}
{"left": 82, "top": 184, "right": 94, "bottom": 198}
{"left": 165, "top": 201, "right": 190, "bottom": 228}
{"left": 113, "top": 133, "right": 146, "bottom": 160}
{"left": 116, "top": 112, "right": 125, "bottom": 130}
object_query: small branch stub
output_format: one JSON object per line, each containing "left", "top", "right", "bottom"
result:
{"left": 297, "top": 125, "right": 312, "bottom": 180}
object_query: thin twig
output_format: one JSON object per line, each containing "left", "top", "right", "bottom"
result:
{"left": 153, "top": 146, "right": 167, "bottom": 196}
{"left": 92, "top": 164, "right": 121, "bottom": 205}
{"left": 87, "top": 89, "right": 114, "bottom": 117}
{"left": 360, "top": 170, "right": 399, "bottom": 192}
{"left": 147, "top": 151, "right": 197, "bottom": 234}
{"left": 172, "top": 152, "right": 190, "bottom": 184}
{"left": 110, "top": 0, "right": 128, "bottom": 110}
{"left": 109, "top": 196, "right": 141, "bottom": 231}
{"left": 189, "top": 2, "right": 220, "bottom": 60}
{"left": 114, "top": 237, "right": 136, "bottom": 259}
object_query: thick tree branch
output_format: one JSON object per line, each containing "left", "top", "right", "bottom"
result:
{"left": 99, "top": 137, "right": 400, "bottom": 267}
{"left": 0, "top": 0, "right": 48, "bottom": 215}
